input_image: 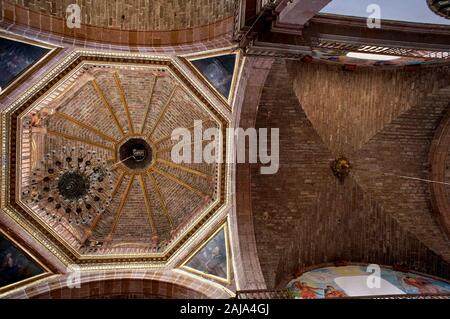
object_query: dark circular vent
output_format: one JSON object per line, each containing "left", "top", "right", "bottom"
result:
{"left": 119, "top": 138, "right": 153, "bottom": 170}
{"left": 58, "top": 171, "right": 90, "bottom": 200}
{"left": 428, "top": 0, "right": 450, "bottom": 19}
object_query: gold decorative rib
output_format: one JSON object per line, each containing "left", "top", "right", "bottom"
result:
{"left": 153, "top": 118, "right": 214, "bottom": 145}
{"left": 147, "top": 171, "right": 174, "bottom": 228}
{"left": 138, "top": 174, "right": 157, "bottom": 234}
{"left": 140, "top": 76, "right": 158, "bottom": 134}
{"left": 152, "top": 166, "right": 208, "bottom": 198}
{"left": 46, "top": 129, "right": 114, "bottom": 152}
{"left": 157, "top": 158, "right": 212, "bottom": 180}
{"left": 113, "top": 72, "right": 134, "bottom": 134}
{"left": 109, "top": 174, "right": 135, "bottom": 237}
{"left": 146, "top": 85, "right": 178, "bottom": 139}
{"left": 91, "top": 80, "right": 125, "bottom": 136}
{"left": 111, "top": 171, "right": 126, "bottom": 198}
{"left": 156, "top": 138, "right": 213, "bottom": 154}
{"left": 89, "top": 171, "right": 125, "bottom": 233}
{"left": 53, "top": 111, "right": 117, "bottom": 143}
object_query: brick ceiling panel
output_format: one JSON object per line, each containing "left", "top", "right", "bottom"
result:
{"left": 251, "top": 59, "right": 450, "bottom": 290}
{"left": 141, "top": 75, "right": 179, "bottom": 137}
{"left": 9, "top": 0, "right": 234, "bottom": 31}
{"left": 352, "top": 86, "right": 450, "bottom": 261}
{"left": 47, "top": 117, "right": 113, "bottom": 151}
{"left": 94, "top": 71, "right": 131, "bottom": 133}
{"left": 251, "top": 60, "right": 335, "bottom": 288}
{"left": 150, "top": 89, "right": 209, "bottom": 142}
{"left": 153, "top": 171, "right": 206, "bottom": 226}
{"left": 112, "top": 177, "right": 154, "bottom": 244}
{"left": 114, "top": 69, "right": 158, "bottom": 134}
{"left": 290, "top": 62, "right": 450, "bottom": 155}
{"left": 55, "top": 80, "right": 123, "bottom": 140}
{"left": 92, "top": 173, "right": 132, "bottom": 241}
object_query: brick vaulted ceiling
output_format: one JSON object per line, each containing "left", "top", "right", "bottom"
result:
{"left": 1, "top": 51, "right": 230, "bottom": 266}
{"left": 8, "top": 0, "right": 234, "bottom": 31}
{"left": 251, "top": 60, "right": 450, "bottom": 289}
{"left": 2, "top": 1, "right": 450, "bottom": 298}
{"left": 1, "top": 0, "right": 234, "bottom": 45}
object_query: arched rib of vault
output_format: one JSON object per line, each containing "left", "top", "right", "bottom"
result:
{"left": 1, "top": 269, "right": 231, "bottom": 299}
{"left": 230, "top": 56, "right": 274, "bottom": 291}
{"left": 430, "top": 106, "right": 450, "bottom": 239}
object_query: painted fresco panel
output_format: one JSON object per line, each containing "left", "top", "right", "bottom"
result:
{"left": 185, "top": 228, "right": 228, "bottom": 279}
{"left": 0, "top": 37, "right": 49, "bottom": 93}
{"left": 0, "top": 234, "right": 44, "bottom": 288}
{"left": 191, "top": 54, "right": 236, "bottom": 99}
{"left": 287, "top": 265, "right": 450, "bottom": 298}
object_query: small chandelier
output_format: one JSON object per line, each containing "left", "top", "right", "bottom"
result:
{"left": 24, "top": 146, "right": 113, "bottom": 225}
{"left": 331, "top": 157, "right": 352, "bottom": 180}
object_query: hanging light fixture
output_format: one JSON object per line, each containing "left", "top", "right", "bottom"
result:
{"left": 23, "top": 146, "right": 113, "bottom": 225}
{"left": 331, "top": 157, "right": 352, "bottom": 180}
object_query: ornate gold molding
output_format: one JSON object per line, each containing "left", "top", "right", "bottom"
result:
{"left": 1, "top": 50, "right": 232, "bottom": 270}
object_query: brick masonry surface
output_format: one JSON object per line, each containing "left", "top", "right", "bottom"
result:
{"left": 21, "top": 65, "right": 219, "bottom": 255}
{"left": 231, "top": 56, "right": 274, "bottom": 291}
{"left": 7, "top": 0, "right": 234, "bottom": 30}
{"left": 0, "top": 1, "right": 234, "bottom": 45}
{"left": 250, "top": 60, "right": 450, "bottom": 289}
{"left": 291, "top": 62, "right": 450, "bottom": 156}
{"left": 2, "top": 270, "right": 231, "bottom": 298}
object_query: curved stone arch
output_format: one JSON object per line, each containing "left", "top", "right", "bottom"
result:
{"left": 429, "top": 105, "right": 450, "bottom": 240}
{"left": 1, "top": 2, "right": 233, "bottom": 46}
{"left": 2, "top": 270, "right": 232, "bottom": 299}
{"left": 229, "top": 56, "right": 274, "bottom": 291}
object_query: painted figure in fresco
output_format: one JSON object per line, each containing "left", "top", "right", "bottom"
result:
{"left": 205, "top": 246, "right": 227, "bottom": 279}
{"left": 294, "top": 281, "right": 322, "bottom": 299}
{"left": 185, "top": 229, "right": 228, "bottom": 279}
{"left": 1, "top": 253, "right": 14, "bottom": 269}
{"left": 191, "top": 55, "right": 235, "bottom": 98}
{"left": 0, "top": 252, "right": 18, "bottom": 286}
{"left": 402, "top": 276, "right": 444, "bottom": 294}
{"left": 0, "top": 236, "right": 43, "bottom": 287}
{"left": 324, "top": 285, "right": 347, "bottom": 298}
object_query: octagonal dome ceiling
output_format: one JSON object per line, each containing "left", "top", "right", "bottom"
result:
{"left": 1, "top": 51, "right": 231, "bottom": 267}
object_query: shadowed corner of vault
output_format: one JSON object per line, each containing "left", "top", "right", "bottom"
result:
{"left": 0, "top": 229, "right": 53, "bottom": 295}
{"left": 180, "top": 222, "right": 232, "bottom": 284}
{"left": 185, "top": 51, "right": 239, "bottom": 103}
